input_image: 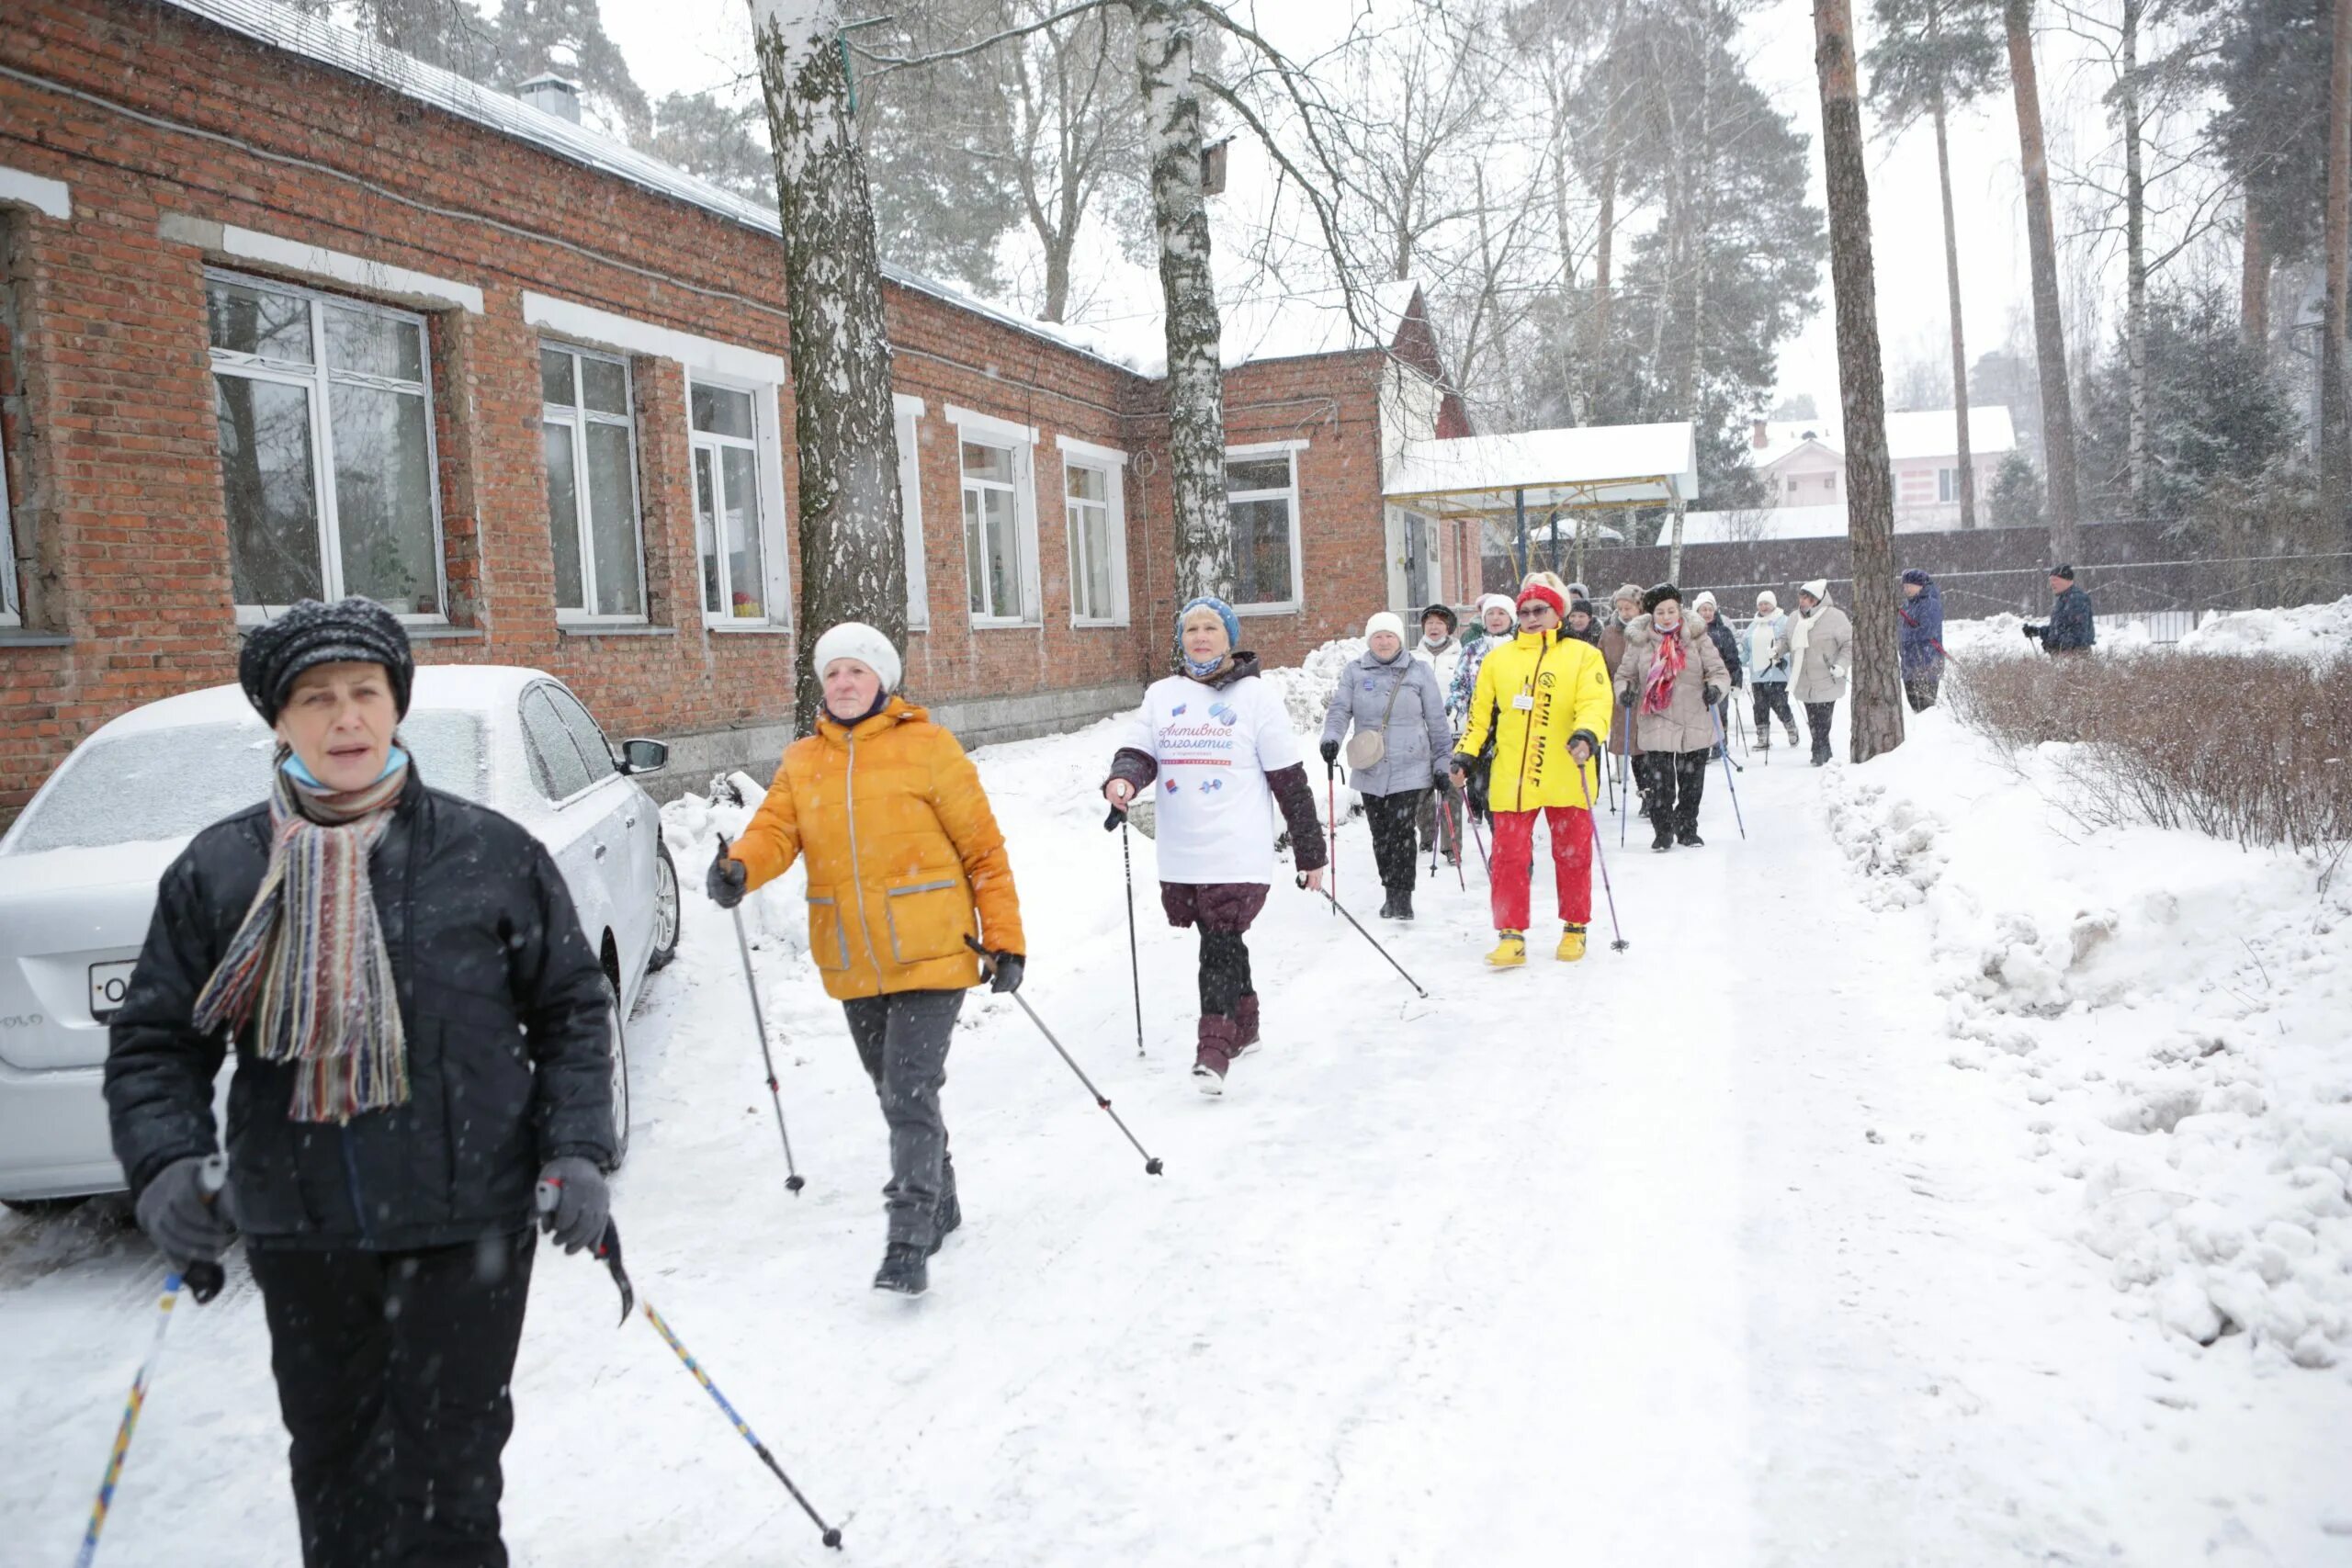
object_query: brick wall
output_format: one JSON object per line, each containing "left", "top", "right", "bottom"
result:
{"left": 0, "top": 0, "right": 1421, "bottom": 818}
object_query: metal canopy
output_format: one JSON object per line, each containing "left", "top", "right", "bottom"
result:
{"left": 1384, "top": 423, "right": 1698, "bottom": 518}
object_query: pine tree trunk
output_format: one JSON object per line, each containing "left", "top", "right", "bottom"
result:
{"left": 2004, "top": 0, "right": 2080, "bottom": 561}
{"left": 2241, "top": 202, "right": 2269, "bottom": 359}
{"left": 1135, "top": 0, "right": 1230, "bottom": 603}
{"left": 1932, "top": 92, "right": 1977, "bottom": 529}
{"left": 2324, "top": 0, "right": 2352, "bottom": 525}
{"left": 2121, "top": 0, "right": 2149, "bottom": 522}
{"left": 749, "top": 0, "right": 908, "bottom": 734}
{"left": 1815, "top": 0, "right": 1905, "bottom": 763}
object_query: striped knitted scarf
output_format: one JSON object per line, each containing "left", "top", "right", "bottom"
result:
{"left": 1640, "top": 621, "right": 1689, "bottom": 716}
{"left": 191, "top": 750, "right": 411, "bottom": 1123}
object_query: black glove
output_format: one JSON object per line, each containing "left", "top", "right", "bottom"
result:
{"left": 1703, "top": 684, "right": 1723, "bottom": 708}
{"left": 987, "top": 951, "right": 1024, "bottom": 994}
{"left": 1432, "top": 773, "right": 1453, "bottom": 796}
{"left": 537, "top": 1156, "right": 610, "bottom": 1255}
{"left": 134, "top": 1155, "right": 235, "bottom": 1269}
{"left": 1319, "top": 738, "right": 1340, "bottom": 766}
{"left": 707, "top": 841, "right": 748, "bottom": 908}
{"left": 2022, "top": 624, "right": 2043, "bottom": 642}
{"left": 1619, "top": 686, "right": 1636, "bottom": 709}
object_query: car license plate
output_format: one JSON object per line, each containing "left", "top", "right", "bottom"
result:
{"left": 89, "top": 960, "right": 137, "bottom": 1020}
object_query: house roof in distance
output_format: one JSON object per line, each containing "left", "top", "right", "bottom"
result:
{"left": 1749, "top": 407, "right": 2016, "bottom": 469}
{"left": 1385, "top": 423, "right": 1699, "bottom": 517}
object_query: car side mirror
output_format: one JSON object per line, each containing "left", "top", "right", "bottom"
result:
{"left": 619, "top": 739, "right": 669, "bottom": 776}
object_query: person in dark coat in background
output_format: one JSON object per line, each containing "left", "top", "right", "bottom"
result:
{"left": 2024, "top": 565, "right": 2096, "bottom": 654}
{"left": 1898, "top": 568, "right": 1947, "bottom": 710}
{"left": 1565, "top": 597, "right": 1605, "bottom": 649}
{"left": 105, "top": 598, "right": 616, "bottom": 1568}
{"left": 1692, "top": 591, "right": 1744, "bottom": 755}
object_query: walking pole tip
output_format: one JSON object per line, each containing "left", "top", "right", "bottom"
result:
{"left": 1145, "top": 1156, "right": 1165, "bottom": 1176}
{"left": 823, "top": 1529, "right": 844, "bottom": 1550}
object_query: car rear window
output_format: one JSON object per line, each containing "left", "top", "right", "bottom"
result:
{"left": 5, "top": 711, "right": 485, "bottom": 855}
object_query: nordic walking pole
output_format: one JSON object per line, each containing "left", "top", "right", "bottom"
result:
{"left": 729, "top": 902, "right": 806, "bottom": 1193}
{"left": 538, "top": 1198, "right": 844, "bottom": 1551}
{"left": 965, "top": 938, "right": 1165, "bottom": 1175}
{"left": 1573, "top": 748, "right": 1630, "bottom": 952}
{"left": 1295, "top": 875, "right": 1430, "bottom": 998}
{"left": 1104, "top": 807, "right": 1147, "bottom": 1057}
{"left": 1439, "top": 784, "right": 1467, "bottom": 890}
{"left": 1709, "top": 708, "right": 1748, "bottom": 840}
{"left": 1325, "top": 761, "right": 1339, "bottom": 916}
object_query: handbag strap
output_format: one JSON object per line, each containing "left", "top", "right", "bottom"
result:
{"left": 1370, "top": 660, "right": 1410, "bottom": 737}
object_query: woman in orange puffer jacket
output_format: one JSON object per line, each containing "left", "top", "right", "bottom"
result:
{"left": 709, "top": 622, "right": 1024, "bottom": 1297}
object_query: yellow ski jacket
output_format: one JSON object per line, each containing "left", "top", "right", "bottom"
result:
{"left": 1456, "top": 629, "right": 1614, "bottom": 812}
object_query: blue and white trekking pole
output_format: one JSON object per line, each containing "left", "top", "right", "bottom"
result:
{"left": 1710, "top": 708, "right": 1748, "bottom": 840}
{"left": 1575, "top": 748, "right": 1630, "bottom": 952}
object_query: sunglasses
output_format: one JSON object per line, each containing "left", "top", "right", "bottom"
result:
{"left": 1517, "top": 604, "right": 1552, "bottom": 617}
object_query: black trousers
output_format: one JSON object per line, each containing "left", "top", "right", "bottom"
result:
{"left": 1751, "top": 682, "right": 1795, "bottom": 737}
{"left": 1363, "top": 789, "right": 1422, "bottom": 893}
{"left": 1649, "top": 750, "right": 1709, "bottom": 836}
{"left": 1905, "top": 675, "right": 1941, "bottom": 712}
{"left": 1806, "top": 701, "right": 1837, "bottom": 760}
{"left": 247, "top": 1230, "right": 536, "bottom": 1568}
{"left": 1200, "top": 931, "right": 1254, "bottom": 1017}
{"left": 843, "top": 989, "right": 963, "bottom": 1248}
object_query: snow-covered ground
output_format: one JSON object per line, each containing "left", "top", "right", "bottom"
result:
{"left": 4, "top": 630, "right": 2349, "bottom": 1565}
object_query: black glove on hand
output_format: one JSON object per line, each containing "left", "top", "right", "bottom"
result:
{"left": 1432, "top": 773, "right": 1453, "bottom": 795}
{"left": 1703, "top": 684, "right": 1723, "bottom": 708}
{"left": 1319, "top": 738, "right": 1340, "bottom": 766}
{"left": 2022, "top": 624, "right": 2043, "bottom": 642}
{"left": 1619, "top": 686, "right": 1636, "bottom": 709}
{"left": 134, "top": 1155, "right": 234, "bottom": 1269}
{"left": 537, "top": 1156, "right": 610, "bottom": 1256}
{"left": 707, "top": 841, "right": 749, "bottom": 908}
{"left": 986, "top": 952, "right": 1025, "bottom": 994}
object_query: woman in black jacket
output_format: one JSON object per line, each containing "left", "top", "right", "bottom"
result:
{"left": 104, "top": 597, "right": 616, "bottom": 1568}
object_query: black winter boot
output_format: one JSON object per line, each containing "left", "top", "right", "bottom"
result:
{"left": 1391, "top": 888, "right": 1414, "bottom": 921}
{"left": 1677, "top": 828, "right": 1704, "bottom": 847}
{"left": 1378, "top": 890, "right": 1402, "bottom": 919}
{"left": 929, "top": 1186, "right": 961, "bottom": 1257}
{"left": 1652, "top": 821, "right": 1674, "bottom": 852}
{"left": 874, "top": 1243, "right": 929, "bottom": 1295}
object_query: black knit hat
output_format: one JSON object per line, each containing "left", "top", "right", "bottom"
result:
{"left": 238, "top": 597, "right": 414, "bottom": 725}
{"left": 1419, "top": 602, "right": 1457, "bottom": 632}
{"left": 1642, "top": 582, "right": 1683, "bottom": 614}
{"left": 2049, "top": 562, "right": 2075, "bottom": 581}
{"left": 1569, "top": 597, "right": 1596, "bottom": 620}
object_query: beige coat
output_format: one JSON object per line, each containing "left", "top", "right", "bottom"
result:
{"left": 1777, "top": 601, "right": 1854, "bottom": 703}
{"left": 1613, "top": 613, "right": 1731, "bottom": 755}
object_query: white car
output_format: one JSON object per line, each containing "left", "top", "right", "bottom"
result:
{"left": 0, "top": 666, "right": 679, "bottom": 1209}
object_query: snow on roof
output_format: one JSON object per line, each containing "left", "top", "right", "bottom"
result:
{"left": 90, "top": 666, "right": 551, "bottom": 740}
{"left": 1675, "top": 502, "right": 1850, "bottom": 544}
{"left": 1385, "top": 423, "right": 1699, "bottom": 515}
{"left": 1747, "top": 407, "right": 2016, "bottom": 469}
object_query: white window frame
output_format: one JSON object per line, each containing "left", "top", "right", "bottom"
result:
{"left": 540, "top": 341, "right": 649, "bottom": 625}
{"left": 946, "top": 405, "right": 1040, "bottom": 628}
{"left": 1937, "top": 466, "right": 1960, "bottom": 503}
{"left": 1224, "top": 439, "right": 1307, "bottom": 615}
{"left": 895, "top": 394, "right": 928, "bottom": 631}
{"left": 206, "top": 268, "right": 447, "bottom": 626}
{"left": 687, "top": 372, "right": 791, "bottom": 629}
{"left": 1057, "top": 434, "right": 1129, "bottom": 628}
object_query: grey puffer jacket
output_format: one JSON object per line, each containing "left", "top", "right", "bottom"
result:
{"left": 1322, "top": 646, "right": 1453, "bottom": 797}
{"left": 1613, "top": 614, "right": 1732, "bottom": 755}
{"left": 1777, "top": 600, "right": 1854, "bottom": 703}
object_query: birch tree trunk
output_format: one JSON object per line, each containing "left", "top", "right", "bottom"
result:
{"left": 2324, "top": 0, "right": 2351, "bottom": 525}
{"left": 1135, "top": 0, "right": 1231, "bottom": 603}
{"left": 2004, "top": 0, "right": 2081, "bottom": 561}
{"left": 749, "top": 0, "right": 909, "bottom": 733}
{"left": 1815, "top": 0, "right": 1905, "bottom": 762}
{"left": 1932, "top": 88, "right": 1977, "bottom": 528}
{"left": 2121, "top": 0, "right": 2149, "bottom": 521}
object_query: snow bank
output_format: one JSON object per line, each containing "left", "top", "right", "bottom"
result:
{"left": 2177, "top": 595, "right": 2352, "bottom": 662}
{"left": 1830, "top": 711, "right": 2352, "bottom": 1373}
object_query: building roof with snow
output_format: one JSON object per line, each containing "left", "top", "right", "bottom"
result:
{"left": 1747, "top": 407, "right": 2016, "bottom": 471}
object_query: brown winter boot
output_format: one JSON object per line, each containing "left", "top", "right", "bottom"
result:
{"left": 1235, "top": 993, "right": 1261, "bottom": 1057}
{"left": 1193, "top": 1015, "right": 1242, "bottom": 1096}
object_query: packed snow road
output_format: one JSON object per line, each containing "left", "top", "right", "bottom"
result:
{"left": 3, "top": 703, "right": 2346, "bottom": 1565}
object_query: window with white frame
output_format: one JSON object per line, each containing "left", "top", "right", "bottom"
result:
{"left": 1394, "top": 506, "right": 1438, "bottom": 608}
{"left": 894, "top": 397, "right": 928, "bottom": 630}
{"left": 205, "top": 271, "right": 444, "bottom": 617}
{"left": 539, "top": 344, "right": 646, "bottom": 619}
{"left": 689, "top": 380, "right": 781, "bottom": 624}
{"left": 1059, "top": 437, "right": 1128, "bottom": 626}
{"left": 952, "top": 409, "right": 1038, "bottom": 626}
{"left": 1937, "top": 467, "right": 1960, "bottom": 503}
{"left": 1225, "top": 444, "right": 1305, "bottom": 611}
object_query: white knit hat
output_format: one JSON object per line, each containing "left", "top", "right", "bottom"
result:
{"left": 811, "top": 621, "right": 902, "bottom": 694}
{"left": 1693, "top": 590, "right": 1718, "bottom": 611}
{"left": 1476, "top": 592, "right": 1516, "bottom": 623}
{"left": 1364, "top": 610, "right": 1408, "bottom": 642}
{"left": 1756, "top": 590, "right": 1778, "bottom": 609}
{"left": 1800, "top": 579, "right": 1830, "bottom": 604}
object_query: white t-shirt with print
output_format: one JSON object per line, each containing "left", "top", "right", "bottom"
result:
{"left": 1116, "top": 671, "right": 1304, "bottom": 886}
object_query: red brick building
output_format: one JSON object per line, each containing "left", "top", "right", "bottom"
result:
{"left": 0, "top": 0, "right": 1477, "bottom": 817}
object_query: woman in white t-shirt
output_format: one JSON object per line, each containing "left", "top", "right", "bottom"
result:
{"left": 1102, "top": 597, "right": 1329, "bottom": 1095}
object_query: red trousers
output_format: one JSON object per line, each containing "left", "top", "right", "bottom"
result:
{"left": 1488, "top": 806, "right": 1594, "bottom": 931}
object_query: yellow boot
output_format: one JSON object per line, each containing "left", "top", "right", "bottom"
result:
{"left": 1485, "top": 931, "right": 1528, "bottom": 968}
{"left": 1556, "top": 924, "right": 1589, "bottom": 963}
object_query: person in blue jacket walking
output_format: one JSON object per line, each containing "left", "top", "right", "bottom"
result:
{"left": 2024, "top": 565, "right": 2095, "bottom": 654}
{"left": 1898, "top": 568, "right": 1946, "bottom": 711}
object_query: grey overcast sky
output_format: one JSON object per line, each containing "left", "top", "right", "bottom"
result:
{"left": 595, "top": 0, "right": 2090, "bottom": 417}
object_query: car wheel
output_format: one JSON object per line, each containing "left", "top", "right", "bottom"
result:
{"left": 648, "top": 840, "right": 680, "bottom": 972}
{"left": 1, "top": 1195, "right": 89, "bottom": 1217}
{"left": 603, "top": 971, "right": 631, "bottom": 1170}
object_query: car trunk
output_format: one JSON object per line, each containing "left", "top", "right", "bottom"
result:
{"left": 0, "top": 839, "right": 187, "bottom": 1072}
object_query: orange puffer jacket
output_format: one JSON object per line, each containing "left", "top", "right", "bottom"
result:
{"left": 729, "top": 697, "right": 1024, "bottom": 1001}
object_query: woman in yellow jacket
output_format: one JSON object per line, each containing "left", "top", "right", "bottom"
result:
{"left": 707, "top": 623, "right": 1024, "bottom": 1296}
{"left": 1450, "top": 580, "right": 1615, "bottom": 966}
